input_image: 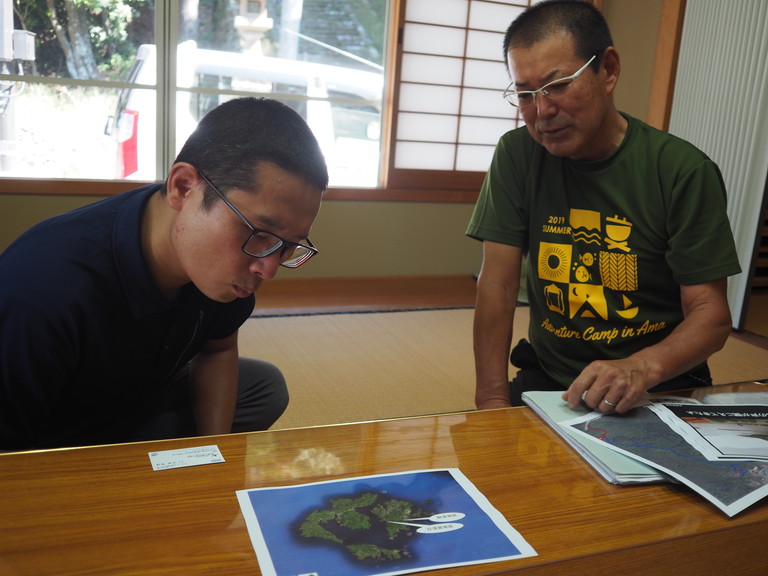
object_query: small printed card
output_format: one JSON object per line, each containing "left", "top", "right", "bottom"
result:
{"left": 148, "top": 445, "right": 225, "bottom": 471}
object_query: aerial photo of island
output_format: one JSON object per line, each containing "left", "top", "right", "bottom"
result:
{"left": 295, "top": 490, "right": 435, "bottom": 563}
{"left": 237, "top": 468, "right": 536, "bottom": 576}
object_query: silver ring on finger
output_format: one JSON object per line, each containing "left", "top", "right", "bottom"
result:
{"left": 602, "top": 398, "right": 617, "bottom": 408}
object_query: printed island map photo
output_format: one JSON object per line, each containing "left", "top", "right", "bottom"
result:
{"left": 237, "top": 469, "right": 536, "bottom": 576}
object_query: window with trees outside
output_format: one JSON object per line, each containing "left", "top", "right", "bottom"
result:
{"left": 3, "top": 0, "right": 536, "bottom": 202}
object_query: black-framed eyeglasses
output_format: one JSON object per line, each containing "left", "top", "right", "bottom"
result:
{"left": 197, "top": 170, "right": 318, "bottom": 269}
{"left": 503, "top": 54, "right": 597, "bottom": 109}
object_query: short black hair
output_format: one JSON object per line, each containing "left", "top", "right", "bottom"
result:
{"left": 172, "top": 97, "right": 329, "bottom": 202}
{"left": 502, "top": 0, "right": 613, "bottom": 70}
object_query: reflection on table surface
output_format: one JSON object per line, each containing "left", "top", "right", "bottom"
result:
{"left": 0, "top": 382, "right": 766, "bottom": 575}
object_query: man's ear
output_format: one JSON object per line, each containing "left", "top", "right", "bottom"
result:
{"left": 602, "top": 46, "right": 621, "bottom": 95}
{"left": 166, "top": 163, "right": 199, "bottom": 211}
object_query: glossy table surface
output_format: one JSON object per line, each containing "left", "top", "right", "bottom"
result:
{"left": 1, "top": 382, "right": 767, "bottom": 576}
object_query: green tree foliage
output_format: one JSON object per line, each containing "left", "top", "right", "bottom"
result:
{"left": 14, "top": 0, "right": 385, "bottom": 80}
{"left": 265, "top": 0, "right": 386, "bottom": 69}
{"left": 193, "top": 0, "right": 239, "bottom": 51}
{"left": 13, "top": 0, "right": 152, "bottom": 79}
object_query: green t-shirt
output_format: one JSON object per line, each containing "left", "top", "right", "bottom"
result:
{"left": 466, "top": 114, "right": 741, "bottom": 388}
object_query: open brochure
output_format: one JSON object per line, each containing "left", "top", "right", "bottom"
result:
{"left": 650, "top": 403, "right": 768, "bottom": 461}
{"left": 236, "top": 469, "right": 536, "bottom": 576}
{"left": 523, "top": 389, "right": 768, "bottom": 487}
{"left": 563, "top": 404, "right": 768, "bottom": 517}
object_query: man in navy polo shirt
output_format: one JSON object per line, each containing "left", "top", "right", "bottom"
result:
{"left": 0, "top": 97, "right": 328, "bottom": 450}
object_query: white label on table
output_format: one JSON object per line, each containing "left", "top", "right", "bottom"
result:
{"left": 148, "top": 445, "right": 225, "bottom": 471}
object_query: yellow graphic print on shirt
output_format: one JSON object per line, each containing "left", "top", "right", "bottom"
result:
{"left": 537, "top": 209, "right": 639, "bottom": 321}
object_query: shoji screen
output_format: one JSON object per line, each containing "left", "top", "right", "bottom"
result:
{"left": 389, "top": 0, "right": 535, "bottom": 188}
{"left": 668, "top": 0, "right": 768, "bottom": 328}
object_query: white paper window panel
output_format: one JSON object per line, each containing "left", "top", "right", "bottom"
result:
{"left": 466, "top": 29, "right": 505, "bottom": 61}
{"left": 456, "top": 144, "right": 496, "bottom": 171}
{"left": 400, "top": 53, "right": 464, "bottom": 85}
{"left": 403, "top": 23, "right": 467, "bottom": 58}
{"left": 399, "top": 83, "right": 462, "bottom": 115}
{"left": 397, "top": 112, "right": 459, "bottom": 142}
{"left": 470, "top": 2, "right": 527, "bottom": 31}
{"left": 459, "top": 116, "right": 515, "bottom": 145}
{"left": 395, "top": 141, "right": 457, "bottom": 170}
{"left": 405, "top": 0, "right": 470, "bottom": 28}
{"left": 463, "top": 58, "right": 508, "bottom": 90}
{"left": 460, "top": 87, "right": 510, "bottom": 117}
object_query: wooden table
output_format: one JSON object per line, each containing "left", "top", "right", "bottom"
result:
{"left": 1, "top": 382, "right": 767, "bottom": 575}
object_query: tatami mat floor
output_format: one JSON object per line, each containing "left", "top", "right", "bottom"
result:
{"left": 253, "top": 275, "right": 478, "bottom": 316}
{"left": 255, "top": 275, "right": 768, "bottom": 349}
{"left": 244, "top": 276, "right": 768, "bottom": 430}
{"left": 744, "top": 291, "right": 768, "bottom": 339}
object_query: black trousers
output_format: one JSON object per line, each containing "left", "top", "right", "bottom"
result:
{"left": 507, "top": 339, "right": 712, "bottom": 406}
{"left": 124, "top": 357, "right": 289, "bottom": 442}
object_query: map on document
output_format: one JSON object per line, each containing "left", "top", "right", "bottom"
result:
{"left": 236, "top": 468, "right": 536, "bottom": 576}
{"left": 650, "top": 403, "right": 768, "bottom": 461}
{"left": 564, "top": 407, "right": 768, "bottom": 516}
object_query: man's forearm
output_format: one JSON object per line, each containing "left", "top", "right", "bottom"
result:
{"left": 473, "top": 241, "right": 524, "bottom": 409}
{"left": 190, "top": 348, "right": 239, "bottom": 436}
{"left": 632, "top": 278, "right": 732, "bottom": 384}
{"left": 630, "top": 307, "right": 732, "bottom": 385}
{"left": 473, "top": 286, "right": 517, "bottom": 408}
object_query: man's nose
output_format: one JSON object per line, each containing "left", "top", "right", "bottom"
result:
{"left": 249, "top": 251, "right": 282, "bottom": 279}
{"left": 534, "top": 93, "right": 557, "bottom": 117}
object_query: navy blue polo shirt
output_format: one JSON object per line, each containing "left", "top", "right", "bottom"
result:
{"left": 0, "top": 185, "right": 255, "bottom": 449}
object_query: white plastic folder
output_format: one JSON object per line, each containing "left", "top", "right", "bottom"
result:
{"left": 522, "top": 390, "right": 666, "bottom": 484}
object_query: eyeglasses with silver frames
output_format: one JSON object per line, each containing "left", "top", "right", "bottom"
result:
{"left": 197, "top": 170, "right": 318, "bottom": 269}
{"left": 503, "top": 54, "right": 597, "bottom": 109}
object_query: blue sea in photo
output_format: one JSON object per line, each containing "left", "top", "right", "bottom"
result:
{"left": 244, "top": 470, "right": 526, "bottom": 576}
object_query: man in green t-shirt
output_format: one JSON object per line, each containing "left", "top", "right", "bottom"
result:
{"left": 466, "top": 0, "right": 741, "bottom": 414}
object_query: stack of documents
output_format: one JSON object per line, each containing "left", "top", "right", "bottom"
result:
{"left": 523, "top": 389, "right": 768, "bottom": 516}
{"left": 521, "top": 391, "right": 666, "bottom": 485}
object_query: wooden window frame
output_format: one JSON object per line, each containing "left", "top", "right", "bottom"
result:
{"left": 645, "top": 0, "right": 686, "bottom": 131}
{"left": 0, "top": 0, "right": 683, "bottom": 204}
